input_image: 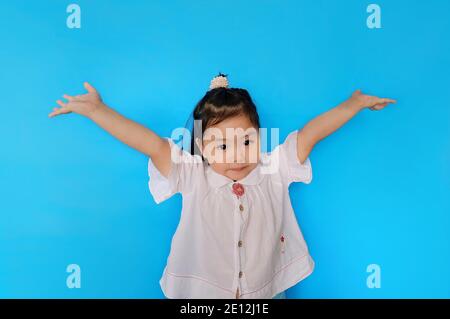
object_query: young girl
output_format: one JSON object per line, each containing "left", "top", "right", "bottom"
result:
{"left": 48, "top": 73, "right": 396, "bottom": 299}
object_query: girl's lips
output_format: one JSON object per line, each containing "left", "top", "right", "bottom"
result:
{"left": 230, "top": 165, "right": 248, "bottom": 172}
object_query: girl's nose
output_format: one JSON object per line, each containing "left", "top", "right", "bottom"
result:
{"left": 234, "top": 145, "right": 246, "bottom": 163}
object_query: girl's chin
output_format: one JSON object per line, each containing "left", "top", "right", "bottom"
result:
{"left": 227, "top": 168, "right": 250, "bottom": 180}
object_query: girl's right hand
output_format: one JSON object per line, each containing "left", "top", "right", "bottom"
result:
{"left": 48, "top": 82, "right": 105, "bottom": 118}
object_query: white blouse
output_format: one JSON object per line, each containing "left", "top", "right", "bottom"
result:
{"left": 147, "top": 130, "right": 314, "bottom": 299}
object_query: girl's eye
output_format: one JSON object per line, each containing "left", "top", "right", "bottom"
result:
{"left": 218, "top": 144, "right": 227, "bottom": 150}
{"left": 244, "top": 139, "right": 253, "bottom": 146}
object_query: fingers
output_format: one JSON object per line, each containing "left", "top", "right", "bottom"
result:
{"left": 382, "top": 98, "right": 397, "bottom": 104}
{"left": 50, "top": 85, "right": 94, "bottom": 118}
{"left": 369, "top": 97, "right": 396, "bottom": 109}
{"left": 56, "top": 99, "right": 67, "bottom": 108}
{"left": 48, "top": 107, "right": 58, "bottom": 117}
{"left": 48, "top": 100, "right": 72, "bottom": 118}
{"left": 48, "top": 106, "right": 71, "bottom": 117}
{"left": 63, "top": 94, "right": 74, "bottom": 101}
{"left": 364, "top": 94, "right": 397, "bottom": 111}
{"left": 84, "top": 82, "right": 97, "bottom": 94}
{"left": 369, "top": 102, "right": 389, "bottom": 111}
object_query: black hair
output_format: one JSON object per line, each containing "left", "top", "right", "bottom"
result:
{"left": 182, "top": 74, "right": 261, "bottom": 159}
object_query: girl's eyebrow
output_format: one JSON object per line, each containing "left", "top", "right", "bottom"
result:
{"left": 214, "top": 132, "right": 257, "bottom": 142}
{"left": 212, "top": 137, "right": 229, "bottom": 142}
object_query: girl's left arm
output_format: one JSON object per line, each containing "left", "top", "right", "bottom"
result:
{"left": 297, "top": 89, "right": 397, "bottom": 164}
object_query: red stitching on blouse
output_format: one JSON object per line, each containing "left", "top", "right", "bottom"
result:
{"left": 240, "top": 253, "right": 311, "bottom": 296}
{"left": 165, "top": 271, "right": 235, "bottom": 294}
{"left": 165, "top": 252, "right": 311, "bottom": 297}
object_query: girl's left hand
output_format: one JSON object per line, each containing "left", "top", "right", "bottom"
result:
{"left": 350, "top": 89, "right": 397, "bottom": 111}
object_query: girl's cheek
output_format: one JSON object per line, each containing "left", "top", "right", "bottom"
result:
{"left": 216, "top": 149, "right": 227, "bottom": 164}
{"left": 210, "top": 162, "right": 228, "bottom": 174}
{"left": 246, "top": 145, "right": 259, "bottom": 164}
{"left": 203, "top": 143, "right": 222, "bottom": 164}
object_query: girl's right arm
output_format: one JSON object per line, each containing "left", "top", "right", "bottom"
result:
{"left": 48, "top": 82, "right": 171, "bottom": 177}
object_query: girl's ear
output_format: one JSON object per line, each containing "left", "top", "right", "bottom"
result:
{"left": 195, "top": 137, "right": 203, "bottom": 155}
{"left": 195, "top": 137, "right": 209, "bottom": 164}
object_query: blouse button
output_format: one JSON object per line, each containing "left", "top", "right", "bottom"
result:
{"left": 239, "top": 271, "right": 243, "bottom": 278}
{"left": 238, "top": 240, "right": 243, "bottom": 247}
{"left": 239, "top": 204, "right": 244, "bottom": 212}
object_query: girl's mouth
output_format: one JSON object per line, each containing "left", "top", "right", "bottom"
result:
{"left": 230, "top": 165, "right": 248, "bottom": 172}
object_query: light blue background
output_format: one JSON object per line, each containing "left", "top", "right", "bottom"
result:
{"left": 0, "top": 0, "right": 449, "bottom": 298}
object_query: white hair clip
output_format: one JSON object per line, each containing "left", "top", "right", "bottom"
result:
{"left": 209, "top": 72, "right": 229, "bottom": 90}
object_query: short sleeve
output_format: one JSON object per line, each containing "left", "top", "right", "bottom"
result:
{"left": 275, "top": 130, "right": 313, "bottom": 185}
{"left": 147, "top": 137, "right": 203, "bottom": 204}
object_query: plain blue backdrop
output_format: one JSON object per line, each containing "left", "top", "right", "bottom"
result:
{"left": 0, "top": 0, "right": 449, "bottom": 298}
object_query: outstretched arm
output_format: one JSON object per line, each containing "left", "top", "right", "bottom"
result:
{"left": 297, "top": 89, "right": 397, "bottom": 164}
{"left": 48, "top": 82, "right": 171, "bottom": 177}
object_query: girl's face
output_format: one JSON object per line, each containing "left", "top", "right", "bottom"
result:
{"left": 196, "top": 114, "right": 260, "bottom": 181}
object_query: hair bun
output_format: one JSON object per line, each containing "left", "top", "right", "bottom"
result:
{"left": 209, "top": 72, "right": 229, "bottom": 90}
